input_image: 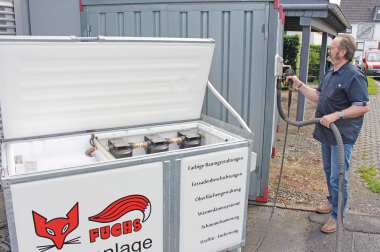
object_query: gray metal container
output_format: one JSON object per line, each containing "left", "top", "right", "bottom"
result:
{"left": 0, "top": 36, "right": 255, "bottom": 252}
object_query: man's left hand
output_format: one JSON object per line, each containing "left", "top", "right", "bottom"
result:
{"left": 320, "top": 112, "right": 340, "bottom": 129}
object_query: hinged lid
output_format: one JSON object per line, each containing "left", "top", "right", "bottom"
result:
{"left": 0, "top": 36, "right": 215, "bottom": 140}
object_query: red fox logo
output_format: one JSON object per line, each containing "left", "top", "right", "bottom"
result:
{"left": 32, "top": 203, "right": 80, "bottom": 251}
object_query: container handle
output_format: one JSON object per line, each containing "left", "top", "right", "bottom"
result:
{"left": 207, "top": 81, "right": 252, "bottom": 133}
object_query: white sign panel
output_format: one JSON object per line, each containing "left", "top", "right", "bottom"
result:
{"left": 10, "top": 162, "right": 163, "bottom": 252}
{"left": 180, "top": 147, "right": 249, "bottom": 252}
{"left": 357, "top": 23, "right": 375, "bottom": 40}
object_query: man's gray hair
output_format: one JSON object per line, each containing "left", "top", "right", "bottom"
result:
{"left": 336, "top": 34, "right": 356, "bottom": 62}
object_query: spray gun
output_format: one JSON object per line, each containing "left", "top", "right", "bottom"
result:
{"left": 284, "top": 68, "right": 295, "bottom": 111}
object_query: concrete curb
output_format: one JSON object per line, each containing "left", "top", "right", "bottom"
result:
{"left": 248, "top": 200, "right": 316, "bottom": 212}
{"left": 249, "top": 200, "right": 380, "bottom": 216}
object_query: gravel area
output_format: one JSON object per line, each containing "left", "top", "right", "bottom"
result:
{"left": 269, "top": 88, "right": 380, "bottom": 215}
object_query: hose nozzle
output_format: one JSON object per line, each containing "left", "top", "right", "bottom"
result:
{"left": 285, "top": 69, "right": 295, "bottom": 87}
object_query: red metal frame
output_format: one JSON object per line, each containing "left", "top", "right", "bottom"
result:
{"left": 79, "top": 0, "right": 83, "bottom": 12}
{"left": 274, "top": 0, "right": 279, "bottom": 9}
{"left": 256, "top": 187, "right": 269, "bottom": 202}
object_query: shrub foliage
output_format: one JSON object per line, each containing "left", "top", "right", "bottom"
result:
{"left": 283, "top": 34, "right": 300, "bottom": 72}
{"left": 309, "top": 45, "right": 321, "bottom": 77}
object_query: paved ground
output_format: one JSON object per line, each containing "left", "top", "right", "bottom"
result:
{"left": 348, "top": 80, "right": 380, "bottom": 215}
{"left": 0, "top": 193, "right": 10, "bottom": 252}
{"left": 242, "top": 204, "right": 380, "bottom": 252}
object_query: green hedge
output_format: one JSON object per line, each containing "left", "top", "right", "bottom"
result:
{"left": 309, "top": 45, "right": 321, "bottom": 77}
{"left": 283, "top": 35, "right": 331, "bottom": 78}
{"left": 309, "top": 45, "right": 331, "bottom": 78}
{"left": 283, "top": 34, "right": 300, "bottom": 72}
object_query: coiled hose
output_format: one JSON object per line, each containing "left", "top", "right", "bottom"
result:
{"left": 275, "top": 78, "right": 345, "bottom": 252}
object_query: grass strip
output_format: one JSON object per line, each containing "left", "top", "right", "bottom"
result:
{"left": 357, "top": 165, "right": 380, "bottom": 194}
{"left": 367, "top": 77, "right": 379, "bottom": 95}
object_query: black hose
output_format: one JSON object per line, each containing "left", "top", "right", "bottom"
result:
{"left": 275, "top": 78, "right": 345, "bottom": 252}
{"left": 252, "top": 87, "right": 292, "bottom": 252}
{"left": 330, "top": 123, "right": 345, "bottom": 252}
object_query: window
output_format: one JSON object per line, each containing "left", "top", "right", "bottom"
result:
{"left": 374, "top": 6, "right": 380, "bottom": 21}
{"left": 357, "top": 42, "right": 364, "bottom": 51}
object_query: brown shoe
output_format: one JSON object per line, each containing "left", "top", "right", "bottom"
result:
{"left": 321, "top": 218, "right": 337, "bottom": 233}
{"left": 316, "top": 201, "right": 332, "bottom": 213}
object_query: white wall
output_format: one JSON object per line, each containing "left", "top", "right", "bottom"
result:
{"left": 329, "top": 0, "right": 341, "bottom": 6}
{"left": 285, "top": 31, "right": 333, "bottom": 45}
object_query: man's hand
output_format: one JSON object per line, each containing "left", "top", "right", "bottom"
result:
{"left": 286, "top": 75, "right": 302, "bottom": 88}
{"left": 320, "top": 112, "right": 340, "bottom": 128}
{"left": 285, "top": 75, "right": 320, "bottom": 103}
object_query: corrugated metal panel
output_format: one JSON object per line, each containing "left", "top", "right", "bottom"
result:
{"left": 83, "top": 2, "right": 273, "bottom": 198}
{"left": 27, "top": 0, "right": 81, "bottom": 36}
{"left": 0, "top": 0, "right": 16, "bottom": 35}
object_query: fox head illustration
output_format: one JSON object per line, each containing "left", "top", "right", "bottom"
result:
{"left": 32, "top": 203, "right": 79, "bottom": 250}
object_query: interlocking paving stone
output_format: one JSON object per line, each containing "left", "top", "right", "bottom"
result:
{"left": 272, "top": 229, "right": 292, "bottom": 251}
{"left": 347, "top": 80, "right": 380, "bottom": 215}
{"left": 281, "top": 210, "right": 297, "bottom": 226}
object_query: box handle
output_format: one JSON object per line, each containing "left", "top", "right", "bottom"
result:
{"left": 207, "top": 81, "right": 252, "bottom": 134}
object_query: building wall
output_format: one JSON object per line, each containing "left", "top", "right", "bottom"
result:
{"left": 350, "top": 23, "right": 380, "bottom": 65}
{"left": 329, "top": 0, "right": 341, "bottom": 5}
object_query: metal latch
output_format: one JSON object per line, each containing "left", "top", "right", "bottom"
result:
{"left": 262, "top": 24, "right": 268, "bottom": 40}
{"left": 87, "top": 25, "right": 92, "bottom": 37}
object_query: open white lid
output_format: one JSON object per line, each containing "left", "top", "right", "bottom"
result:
{"left": 0, "top": 36, "right": 215, "bottom": 140}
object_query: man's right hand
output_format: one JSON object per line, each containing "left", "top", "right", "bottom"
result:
{"left": 286, "top": 75, "right": 302, "bottom": 88}
{"left": 285, "top": 76, "right": 320, "bottom": 103}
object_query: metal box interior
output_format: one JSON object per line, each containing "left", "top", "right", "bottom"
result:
{"left": 6, "top": 121, "right": 244, "bottom": 175}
